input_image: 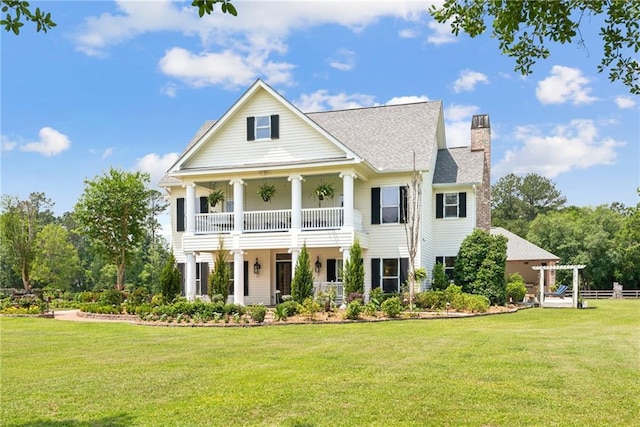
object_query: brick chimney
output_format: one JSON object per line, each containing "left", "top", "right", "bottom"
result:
{"left": 471, "top": 114, "right": 491, "bottom": 231}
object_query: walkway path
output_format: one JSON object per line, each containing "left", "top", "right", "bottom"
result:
{"left": 53, "top": 309, "right": 136, "bottom": 323}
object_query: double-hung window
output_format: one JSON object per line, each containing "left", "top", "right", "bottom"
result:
{"left": 371, "top": 258, "right": 409, "bottom": 293}
{"left": 247, "top": 115, "right": 280, "bottom": 140}
{"left": 371, "top": 186, "right": 408, "bottom": 224}
{"left": 435, "top": 256, "right": 456, "bottom": 281}
{"left": 435, "top": 192, "right": 467, "bottom": 219}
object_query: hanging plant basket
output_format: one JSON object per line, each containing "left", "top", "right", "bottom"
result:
{"left": 314, "top": 182, "right": 335, "bottom": 201}
{"left": 258, "top": 182, "right": 277, "bottom": 203}
{"left": 207, "top": 189, "right": 225, "bottom": 207}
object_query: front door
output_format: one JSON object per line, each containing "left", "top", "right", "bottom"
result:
{"left": 275, "top": 254, "right": 292, "bottom": 303}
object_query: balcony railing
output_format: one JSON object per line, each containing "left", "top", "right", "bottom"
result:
{"left": 194, "top": 208, "right": 358, "bottom": 234}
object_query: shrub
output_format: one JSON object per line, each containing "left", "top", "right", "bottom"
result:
{"left": 380, "top": 296, "right": 403, "bottom": 318}
{"left": 210, "top": 239, "right": 231, "bottom": 302}
{"left": 273, "top": 304, "right": 288, "bottom": 322}
{"left": 98, "top": 289, "right": 125, "bottom": 306}
{"left": 464, "top": 294, "right": 490, "bottom": 313}
{"left": 127, "top": 287, "right": 149, "bottom": 307}
{"left": 506, "top": 273, "right": 527, "bottom": 303}
{"left": 278, "top": 300, "right": 300, "bottom": 317}
{"left": 343, "top": 239, "right": 364, "bottom": 295}
{"left": 76, "top": 291, "right": 96, "bottom": 303}
{"left": 346, "top": 292, "right": 364, "bottom": 304}
{"left": 159, "top": 253, "right": 181, "bottom": 302}
{"left": 414, "top": 291, "right": 445, "bottom": 310}
{"left": 368, "top": 287, "right": 384, "bottom": 308}
{"left": 150, "top": 293, "right": 165, "bottom": 306}
{"left": 362, "top": 302, "right": 378, "bottom": 317}
{"left": 248, "top": 304, "right": 267, "bottom": 323}
{"left": 291, "top": 243, "right": 314, "bottom": 303}
{"left": 431, "top": 262, "right": 449, "bottom": 291}
{"left": 299, "top": 297, "right": 321, "bottom": 320}
{"left": 345, "top": 299, "right": 363, "bottom": 320}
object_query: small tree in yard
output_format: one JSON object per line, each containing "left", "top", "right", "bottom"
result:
{"left": 159, "top": 252, "right": 181, "bottom": 302}
{"left": 431, "top": 262, "right": 449, "bottom": 291}
{"left": 291, "top": 243, "right": 314, "bottom": 303}
{"left": 454, "top": 229, "right": 508, "bottom": 305}
{"left": 343, "top": 239, "right": 364, "bottom": 295}
{"left": 209, "top": 238, "right": 230, "bottom": 302}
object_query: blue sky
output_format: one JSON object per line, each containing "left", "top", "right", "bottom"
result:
{"left": 2, "top": 0, "right": 639, "bottom": 230}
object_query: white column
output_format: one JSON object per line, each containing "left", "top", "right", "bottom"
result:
{"left": 185, "top": 183, "right": 196, "bottom": 234}
{"left": 342, "top": 247, "right": 350, "bottom": 279}
{"left": 340, "top": 172, "right": 355, "bottom": 229}
{"left": 538, "top": 267, "right": 545, "bottom": 307}
{"left": 231, "top": 178, "right": 244, "bottom": 233}
{"left": 288, "top": 175, "right": 303, "bottom": 230}
{"left": 185, "top": 252, "right": 196, "bottom": 301}
{"left": 290, "top": 248, "right": 299, "bottom": 276}
{"left": 572, "top": 267, "right": 579, "bottom": 309}
{"left": 233, "top": 250, "right": 244, "bottom": 305}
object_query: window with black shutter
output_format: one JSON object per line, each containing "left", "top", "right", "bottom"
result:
{"left": 247, "top": 115, "right": 279, "bottom": 140}
{"left": 435, "top": 192, "right": 466, "bottom": 218}
{"left": 371, "top": 258, "right": 381, "bottom": 289}
{"left": 177, "top": 198, "right": 185, "bottom": 231}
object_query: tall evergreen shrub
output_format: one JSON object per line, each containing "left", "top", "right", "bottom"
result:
{"left": 209, "top": 239, "right": 230, "bottom": 302}
{"left": 291, "top": 243, "right": 314, "bottom": 303}
{"left": 343, "top": 239, "right": 364, "bottom": 295}
{"left": 431, "top": 262, "right": 449, "bottom": 291}
{"left": 159, "top": 252, "right": 181, "bottom": 302}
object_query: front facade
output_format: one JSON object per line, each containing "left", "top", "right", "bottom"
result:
{"left": 161, "top": 79, "right": 491, "bottom": 305}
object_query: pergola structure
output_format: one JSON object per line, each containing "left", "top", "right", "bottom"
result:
{"left": 532, "top": 264, "right": 586, "bottom": 308}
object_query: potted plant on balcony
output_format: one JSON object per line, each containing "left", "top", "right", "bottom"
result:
{"left": 314, "top": 182, "right": 335, "bottom": 201}
{"left": 258, "top": 182, "right": 277, "bottom": 202}
{"left": 207, "top": 189, "right": 225, "bottom": 207}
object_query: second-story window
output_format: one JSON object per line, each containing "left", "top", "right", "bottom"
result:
{"left": 247, "top": 115, "right": 280, "bottom": 141}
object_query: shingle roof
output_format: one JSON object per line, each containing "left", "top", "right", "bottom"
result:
{"left": 491, "top": 227, "right": 560, "bottom": 261}
{"left": 307, "top": 101, "right": 442, "bottom": 172}
{"left": 433, "top": 147, "right": 484, "bottom": 184}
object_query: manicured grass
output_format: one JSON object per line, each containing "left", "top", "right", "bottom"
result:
{"left": 1, "top": 300, "right": 639, "bottom": 426}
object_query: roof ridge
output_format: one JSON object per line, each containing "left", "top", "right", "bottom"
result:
{"left": 306, "top": 100, "right": 441, "bottom": 115}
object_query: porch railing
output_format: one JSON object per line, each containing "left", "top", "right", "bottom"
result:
{"left": 314, "top": 282, "right": 344, "bottom": 304}
{"left": 194, "top": 208, "right": 354, "bottom": 234}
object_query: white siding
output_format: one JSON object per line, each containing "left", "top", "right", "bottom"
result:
{"left": 185, "top": 88, "right": 346, "bottom": 169}
{"left": 420, "top": 170, "right": 435, "bottom": 286}
{"left": 432, "top": 186, "right": 476, "bottom": 256}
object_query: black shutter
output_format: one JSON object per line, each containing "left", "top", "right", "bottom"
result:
{"left": 247, "top": 117, "right": 255, "bottom": 141}
{"left": 200, "top": 262, "right": 209, "bottom": 296}
{"left": 371, "top": 187, "right": 381, "bottom": 224}
{"left": 371, "top": 258, "right": 380, "bottom": 290}
{"left": 270, "top": 114, "right": 279, "bottom": 139}
{"left": 436, "top": 193, "right": 443, "bottom": 219}
{"left": 178, "top": 263, "right": 185, "bottom": 296}
{"left": 228, "top": 262, "right": 234, "bottom": 296}
{"left": 326, "top": 259, "right": 336, "bottom": 282}
{"left": 177, "top": 198, "right": 185, "bottom": 231}
{"left": 458, "top": 192, "right": 467, "bottom": 218}
{"left": 400, "top": 186, "right": 408, "bottom": 224}
{"left": 199, "top": 196, "right": 208, "bottom": 214}
{"left": 244, "top": 261, "right": 249, "bottom": 296}
{"left": 400, "top": 258, "right": 409, "bottom": 287}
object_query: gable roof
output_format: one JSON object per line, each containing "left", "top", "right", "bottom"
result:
{"left": 307, "top": 101, "right": 442, "bottom": 172}
{"left": 433, "top": 147, "right": 484, "bottom": 184}
{"left": 168, "top": 79, "right": 363, "bottom": 173}
{"left": 491, "top": 227, "right": 560, "bottom": 261}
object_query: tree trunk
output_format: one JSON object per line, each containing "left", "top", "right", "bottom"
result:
{"left": 21, "top": 259, "right": 31, "bottom": 291}
{"left": 116, "top": 264, "right": 125, "bottom": 290}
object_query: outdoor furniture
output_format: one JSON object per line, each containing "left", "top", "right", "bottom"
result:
{"left": 545, "top": 284, "right": 569, "bottom": 298}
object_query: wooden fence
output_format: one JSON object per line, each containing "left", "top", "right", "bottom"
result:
{"left": 581, "top": 289, "right": 640, "bottom": 299}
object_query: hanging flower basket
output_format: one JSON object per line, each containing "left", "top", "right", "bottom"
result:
{"left": 207, "top": 189, "right": 225, "bottom": 207}
{"left": 314, "top": 182, "right": 335, "bottom": 201}
{"left": 258, "top": 183, "right": 277, "bottom": 202}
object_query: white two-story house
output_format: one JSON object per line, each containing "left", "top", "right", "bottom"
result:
{"left": 160, "top": 79, "right": 491, "bottom": 305}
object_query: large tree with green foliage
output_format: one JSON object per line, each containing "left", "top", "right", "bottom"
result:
{"left": 454, "top": 229, "right": 508, "bottom": 304}
{"left": 343, "top": 239, "right": 364, "bottom": 295}
{"left": 0, "top": 192, "right": 54, "bottom": 290}
{"left": 291, "top": 243, "right": 314, "bottom": 303}
{"left": 74, "top": 168, "right": 151, "bottom": 290}
{"left": 492, "top": 173, "right": 566, "bottom": 237}
{"left": 30, "top": 224, "right": 81, "bottom": 291}
{"left": 430, "top": 0, "right": 640, "bottom": 94}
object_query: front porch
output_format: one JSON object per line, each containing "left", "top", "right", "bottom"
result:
{"left": 194, "top": 208, "right": 362, "bottom": 234}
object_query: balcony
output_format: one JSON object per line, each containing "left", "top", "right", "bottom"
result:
{"left": 194, "top": 208, "right": 362, "bottom": 234}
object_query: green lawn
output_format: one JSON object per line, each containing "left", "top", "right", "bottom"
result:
{"left": 1, "top": 300, "right": 639, "bottom": 426}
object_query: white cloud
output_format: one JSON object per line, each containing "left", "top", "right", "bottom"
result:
{"left": 135, "top": 152, "right": 180, "bottom": 188}
{"left": 614, "top": 95, "right": 636, "bottom": 109}
{"left": 161, "top": 83, "right": 178, "bottom": 98}
{"left": 399, "top": 28, "right": 418, "bottom": 38}
{"left": 444, "top": 104, "right": 481, "bottom": 147}
{"left": 1, "top": 135, "right": 17, "bottom": 151}
{"left": 101, "top": 147, "right": 114, "bottom": 159}
{"left": 426, "top": 19, "right": 456, "bottom": 45}
{"left": 453, "top": 69, "right": 489, "bottom": 93}
{"left": 536, "top": 65, "right": 597, "bottom": 105}
{"left": 386, "top": 95, "right": 429, "bottom": 105}
{"left": 295, "top": 89, "right": 378, "bottom": 112}
{"left": 72, "top": 1, "right": 428, "bottom": 89}
{"left": 327, "top": 49, "right": 356, "bottom": 71}
{"left": 20, "top": 127, "right": 71, "bottom": 156}
{"left": 494, "top": 119, "right": 624, "bottom": 178}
